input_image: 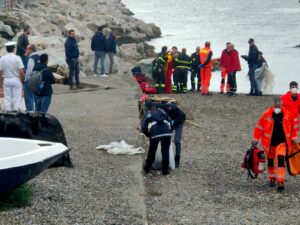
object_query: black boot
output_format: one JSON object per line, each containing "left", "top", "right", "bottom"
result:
{"left": 144, "top": 164, "right": 151, "bottom": 174}
{"left": 175, "top": 155, "right": 180, "bottom": 168}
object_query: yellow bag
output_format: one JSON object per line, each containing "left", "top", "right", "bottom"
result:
{"left": 286, "top": 144, "right": 300, "bottom": 176}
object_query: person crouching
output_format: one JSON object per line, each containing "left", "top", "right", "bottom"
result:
{"left": 142, "top": 104, "right": 172, "bottom": 175}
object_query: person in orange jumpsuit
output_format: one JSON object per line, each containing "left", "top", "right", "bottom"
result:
{"left": 199, "top": 41, "right": 213, "bottom": 95}
{"left": 164, "top": 51, "right": 174, "bottom": 94}
{"left": 281, "top": 81, "right": 300, "bottom": 131}
{"left": 219, "top": 42, "right": 231, "bottom": 94}
{"left": 252, "top": 98, "right": 299, "bottom": 191}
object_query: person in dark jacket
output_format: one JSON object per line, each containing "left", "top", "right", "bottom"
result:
{"left": 153, "top": 46, "right": 167, "bottom": 94}
{"left": 105, "top": 30, "right": 117, "bottom": 75}
{"left": 16, "top": 25, "right": 31, "bottom": 64}
{"left": 145, "top": 101, "right": 186, "bottom": 168}
{"left": 173, "top": 48, "right": 192, "bottom": 93}
{"left": 34, "top": 54, "right": 55, "bottom": 113}
{"left": 190, "top": 47, "right": 201, "bottom": 92}
{"left": 241, "top": 38, "right": 259, "bottom": 96}
{"left": 64, "top": 29, "right": 81, "bottom": 90}
{"left": 142, "top": 105, "right": 172, "bottom": 175}
{"left": 91, "top": 27, "right": 106, "bottom": 76}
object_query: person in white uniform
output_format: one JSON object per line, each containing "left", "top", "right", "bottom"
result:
{"left": 0, "top": 42, "right": 24, "bottom": 111}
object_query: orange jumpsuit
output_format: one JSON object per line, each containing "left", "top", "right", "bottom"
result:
{"left": 199, "top": 47, "right": 213, "bottom": 95}
{"left": 253, "top": 107, "right": 298, "bottom": 182}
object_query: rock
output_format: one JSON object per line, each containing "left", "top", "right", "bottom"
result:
{"left": 0, "top": 21, "right": 15, "bottom": 39}
{"left": 0, "top": 13, "right": 25, "bottom": 30}
{"left": 135, "top": 21, "right": 161, "bottom": 38}
{"left": 64, "top": 22, "right": 85, "bottom": 41}
{"left": 117, "top": 31, "right": 147, "bottom": 45}
{"left": 119, "top": 43, "right": 143, "bottom": 61}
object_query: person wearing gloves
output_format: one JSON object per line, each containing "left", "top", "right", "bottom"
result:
{"left": 252, "top": 98, "right": 298, "bottom": 191}
{"left": 141, "top": 103, "right": 172, "bottom": 175}
{"left": 145, "top": 101, "right": 186, "bottom": 168}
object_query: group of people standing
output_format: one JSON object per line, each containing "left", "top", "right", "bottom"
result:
{"left": 152, "top": 38, "right": 268, "bottom": 97}
{"left": 0, "top": 25, "right": 55, "bottom": 113}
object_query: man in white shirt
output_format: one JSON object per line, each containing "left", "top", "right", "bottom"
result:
{"left": 24, "top": 44, "right": 40, "bottom": 111}
{"left": 0, "top": 42, "right": 24, "bottom": 111}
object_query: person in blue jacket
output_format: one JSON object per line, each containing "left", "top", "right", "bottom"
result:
{"left": 64, "top": 30, "right": 82, "bottom": 90}
{"left": 34, "top": 54, "right": 55, "bottom": 113}
{"left": 141, "top": 104, "right": 172, "bottom": 175}
{"left": 105, "top": 30, "right": 117, "bottom": 75}
{"left": 91, "top": 27, "right": 106, "bottom": 76}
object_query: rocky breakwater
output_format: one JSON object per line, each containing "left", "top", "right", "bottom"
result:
{"left": 0, "top": 0, "right": 161, "bottom": 76}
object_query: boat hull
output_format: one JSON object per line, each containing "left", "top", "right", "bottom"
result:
{"left": 0, "top": 149, "right": 69, "bottom": 197}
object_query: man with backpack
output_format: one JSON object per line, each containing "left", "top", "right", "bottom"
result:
{"left": 251, "top": 98, "right": 298, "bottom": 191}
{"left": 24, "top": 44, "right": 40, "bottom": 111}
{"left": 142, "top": 103, "right": 172, "bottom": 175}
{"left": 33, "top": 54, "right": 55, "bottom": 113}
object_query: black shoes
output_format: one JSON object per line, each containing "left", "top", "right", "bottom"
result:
{"left": 162, "top": 170, "right": 170, "bottom": 176}
{"left": 175, "top": 155, "right": 180, "bottom": 168}
{"left": 144, "top": 164, "right": 151, "bottom": 174}
{"left": 278, "top": 182, "right": 285, "bottom": 192}
{"left": 269, "top": 178, "right": 276, "bottom": 187}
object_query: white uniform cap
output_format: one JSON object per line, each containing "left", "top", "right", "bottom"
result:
{"left": 4, "top": 41, "right": 16, "bottom": 46}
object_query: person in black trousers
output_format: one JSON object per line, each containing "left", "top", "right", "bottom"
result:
{"left": 141, "top": 105, "right": 172, "bottom": 175}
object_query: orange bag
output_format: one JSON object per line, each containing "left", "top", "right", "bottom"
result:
{"left": 286, "top": 144, "right": 300, "bottom": 176}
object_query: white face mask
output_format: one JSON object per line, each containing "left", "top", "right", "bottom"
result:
{"left": 274, "top": 108, "right": 281, "bottom": 114}
{"left": 291, "top": 88, "right": 298, "bottom": 94}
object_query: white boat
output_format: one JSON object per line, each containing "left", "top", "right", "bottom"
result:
{"left": 0, "top": 138, "right": 70, "bottom": 196}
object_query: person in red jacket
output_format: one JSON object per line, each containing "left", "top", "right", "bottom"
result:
{"left": 219, "top": 42, "right": 231, "bottom": 94}
{"left": 227, "top": 44, "right": 241, "bottom": 97}
{"left": 281, "top": 81, "right": 300, "bottom": 130}
{"left": 252, "top": 98, "right": 298, "bottom": 191}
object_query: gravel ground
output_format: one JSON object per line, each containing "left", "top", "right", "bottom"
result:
{"left": 144, "top": 92, "right": 300, "bottom": 225}
{"left": 0, "top": 74, "right": 147, "bottom": 225}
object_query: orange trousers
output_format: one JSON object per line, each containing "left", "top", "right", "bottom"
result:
{"left": 267, "top": 143, "right": 286, "bottom": 182}
{"left": 220, "top": 67, "right": 230, "bottom": 93}
{"left": 200, "top": 67, "right": 212, "bottom": 94}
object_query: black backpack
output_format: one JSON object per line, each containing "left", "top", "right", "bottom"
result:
{"left": 28, "top": 68, "right": 47, "bottom": 95}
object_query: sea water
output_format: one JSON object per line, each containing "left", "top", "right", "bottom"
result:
{"left": 122, "top": 0, "right": 300, "bottom": 94}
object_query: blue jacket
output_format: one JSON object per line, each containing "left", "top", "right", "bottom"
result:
{"left": 105, "top": 34, "right": 116, "bottom": 54}
{"left": 141, "top": 109, "right": 172, "bottom": 139}
{"left": 34, "top": 64, "right": 55, "bottom": 96}
{"left": 246, "top": 45, "right": 259, "bottom": 67}
{"left": 64, "top": 37, "right": 79, "bottom": 59}
{"left": 91, "top": 32, "right": 106, "bottom": 52}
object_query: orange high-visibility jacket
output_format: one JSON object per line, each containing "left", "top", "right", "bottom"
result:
{"left": 281, "top": 92, "right": 300, "bottom": 120}
{"left": 199, "top": 47, "right": 212, "bottom": 68}
{"left": 253, "top": 106, "right": 298, "bottom": 152}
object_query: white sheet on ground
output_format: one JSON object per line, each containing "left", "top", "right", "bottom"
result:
{"left": 96, "top": 140, "right": 145, "bottom": 155}
{"left": 151, "top": 143, "right": 175, "bottom": 170}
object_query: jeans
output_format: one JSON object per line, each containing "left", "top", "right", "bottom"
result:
{"left": 24, "top": 81, "right": 35, "bottom": 111}
{"left": 67, "top": 58, "right": 80, "bottom": 86}
{"left": 248, "top": 66, "right": 258, "bottom": 94}
{"left": 174, "top": 123, "right": 184, "bottom": 156}
{"left": 93, "top": 51, "right": 106, "bottom": 75}
{"left": 35, "top": 95, "right": 52, "bottom": 113}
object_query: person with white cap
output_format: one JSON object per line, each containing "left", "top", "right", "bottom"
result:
{"left": 0, "top": 41, "right": 25, "bottom": 111}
